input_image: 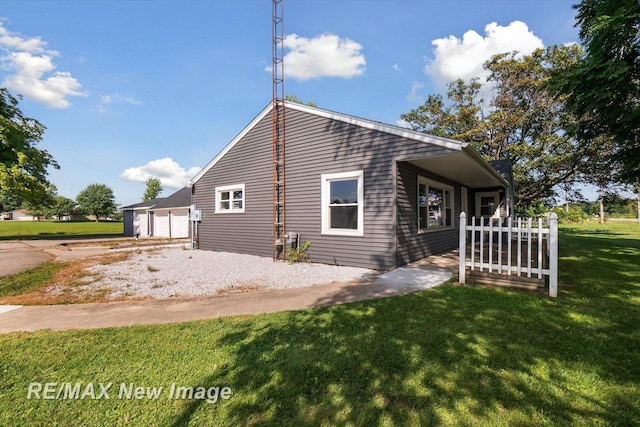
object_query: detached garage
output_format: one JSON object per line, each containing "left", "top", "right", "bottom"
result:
{"left": 122, "top": 187, "right": 191, "bottom": 238}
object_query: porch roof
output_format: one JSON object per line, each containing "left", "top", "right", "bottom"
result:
{"left": 405, "top": 145, "right": 509, "bottom": 189}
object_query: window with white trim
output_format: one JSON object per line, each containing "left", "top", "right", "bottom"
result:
{"left": 475, "top": 191, "right": 500, "bottom": 218}
{"left": 418, "top": 177, "right": 453, "bottom": 232}
{"left": 215, "top": 184, "right": 245, "bottom": 213}
{"left": 321, "top": 170, "right": 364, "bottom": 236}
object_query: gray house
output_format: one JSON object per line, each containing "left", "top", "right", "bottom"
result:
{"left": 191, "top": 101, "right": 513, "bottom": 270}
{"left": 123, "top": 186, "right": 191, "bottom": 238}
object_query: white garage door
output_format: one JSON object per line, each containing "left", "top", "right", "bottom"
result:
{"left": 170, "top": 210, "right": 189, "bottom": 238}
{"left": 154, "top": 211, "right": 170, "bottom": 237}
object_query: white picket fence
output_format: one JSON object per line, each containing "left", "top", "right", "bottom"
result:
{"left": 458, "top": 212, "right": 558, "bottom": 297}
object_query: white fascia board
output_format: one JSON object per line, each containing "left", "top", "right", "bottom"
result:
{"left": 131, "top": 204, "right": 156, "bottom": 211}
{"left": 147, "top": 206, "right": 190, "bottom": 212}
{"left": 191, "top": 103, "right": 274, "bottom": 183}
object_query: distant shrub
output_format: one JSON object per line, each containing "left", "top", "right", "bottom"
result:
{"left": 553, "top": 206, "right": 587, "bottom": 223}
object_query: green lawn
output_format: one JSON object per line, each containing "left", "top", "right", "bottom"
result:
{"left": 0, "top": 220, "right": 123, "bottom": 240}
{"left": 0, "top": 262, "right": 66, "bottom": 298}
{"left": 0, "top": 222, "right": 638, "bottom": 425}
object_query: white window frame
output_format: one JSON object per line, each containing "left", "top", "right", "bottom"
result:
{"left": 321, "top": 170, "right": 364, "bottom": 237}
{"left": 417, "top": 176, "right": 454, "bottom": 233}
{"left": 215, "top": 184, "right": 245, "bottom": 214}
{"left": 475, "top": 191, "right": 500, "bottom": 219}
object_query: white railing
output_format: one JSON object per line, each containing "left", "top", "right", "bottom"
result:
{"left": 459, "top": 212, "right": 558, "bottom": 297}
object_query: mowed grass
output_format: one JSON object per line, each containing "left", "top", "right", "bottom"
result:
{"left": 0, "top": 220, "right": 123, "bottom": 240}
{"left": 0, "top": 262, "right": 67, "bottom": 298}
{"left": 0, "top": 222, "right": 639, "bottom": 425}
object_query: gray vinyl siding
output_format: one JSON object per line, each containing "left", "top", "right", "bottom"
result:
{"left": 123, "top": 210, "right": 133, "bottom": 237}
{"left": 192, "top": 116, "right": 273, "bottom": 258}
{"left": 396, "top": 162, "right": 460, "bottom": 266}
{"left": 194, "top": 106, "right": 460, "bottom": 270}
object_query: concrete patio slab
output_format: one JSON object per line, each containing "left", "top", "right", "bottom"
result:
{"left": 372, "top": 268, "right": 452, "bottom": 291}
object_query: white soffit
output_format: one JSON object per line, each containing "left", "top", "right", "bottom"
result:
{"left": 408, "top": 151, "right": 507, "bottom": 189}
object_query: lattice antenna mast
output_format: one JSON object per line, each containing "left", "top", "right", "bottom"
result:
{"left": 272, "top": 0, "right": 286, "bottom": 260}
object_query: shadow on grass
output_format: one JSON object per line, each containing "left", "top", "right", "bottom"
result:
{"left": 167, "top": 230, "right": 640, "bottom": 425}
{"left": 166, "top": 289, "right": 639, "bottom": 425}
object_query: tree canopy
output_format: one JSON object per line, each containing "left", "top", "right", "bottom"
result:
{"left": 285, "top": 95, "right": 317, "bottom": 107}
{"left": 142, "top": 177, "right": 162, "bottom": 202}
{"left": 76, "top": 183, "right": 117, "bottom": 221}
{"left": 401, "top": 45, "right": 598, "bottom": 213}
{"left": 550, "top": 0, "right": 640, "bottom": 185}
{"left": 0, "top": 88, "right": 59, "bottom": 211}
{"left": 49, "top": 196, "right": 77, "bottom": 221}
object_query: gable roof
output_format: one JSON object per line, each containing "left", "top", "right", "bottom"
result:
{"left": 122, "top": 187, "right": 191, "bottom": 210}
{"left": 489, "top": 159, "right": 515, "bottom": 191}
{"left": 121, "top": 199, "right": 159, "bottom": 210}
{"left": 191, "top": 101, "right": 507, "bottom": 187}
{"left": 148, "top": 186, "right": 191, "bottom": 210}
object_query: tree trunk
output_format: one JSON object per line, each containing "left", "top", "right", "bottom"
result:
{"left": 599, "top": 188, "right": 605, "bottom": 224}
{"left": 637, "top": 191, "right": 640, "bottom": 225}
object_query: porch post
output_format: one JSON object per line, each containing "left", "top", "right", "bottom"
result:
{"left": 459, "top": 212, "right": 466, "bottom": 284}
{"left": 549, "top": 213, "right": 558, "bottom": 297}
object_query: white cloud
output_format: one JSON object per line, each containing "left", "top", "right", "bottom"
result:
{"left": 426, "top": 21, "right": 543, "bottom": 88}
{"left": 406, "top": 82, "right": 425, "bottom": 103}
{"left": 0, "top": 21, "right": 86, "bottom": 108}
{"left": 396, "top": 119, "right": 412, "bottom": 129}
{"left": 124, "top": 96, "right": 142, "bottom": 106}
{"left": 120, "top": 158, "right": 202, "bottom": 189}
{"left": 278, "top": 33, "right": 366, "bottom": 80}
{"left": 94, "top": 94, "right": 142, "bottom": 114}
{"left": 0, "top": 22, "right": 55, "bottom": 54}
{"left": 393, "top": 63, "right": 401, "bottom": 71}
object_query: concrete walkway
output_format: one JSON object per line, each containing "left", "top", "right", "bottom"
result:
{"left": 0, "top": 265, "right": 454, "bottom": 334}
{"left": 0, "top": 240, "right": 458, "bottom": 334}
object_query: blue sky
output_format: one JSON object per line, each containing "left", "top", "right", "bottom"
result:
{"left": 1, "top": 0, "right": 585, "bottom": 206}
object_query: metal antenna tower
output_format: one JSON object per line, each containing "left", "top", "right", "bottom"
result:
{"left": 272, "top": 0, "right": 286, "bottom": 260}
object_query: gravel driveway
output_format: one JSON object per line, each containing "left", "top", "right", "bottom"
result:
{"left": 87, "top": 248, "right": 378, "bottom": 299}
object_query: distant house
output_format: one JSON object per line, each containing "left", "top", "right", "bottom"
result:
{"left": 190, "top": 101, "right": 514, "bottom": 270}
{"left": 122, "top": 187, "right": 191, "bottom": 238}
{"left": 1, "top": 209, "right": 36, "bottom": 221}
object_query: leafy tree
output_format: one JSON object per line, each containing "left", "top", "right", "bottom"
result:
{"left": 0, "top": 88, "right": 59, "bottom": 210}
{"left": 23, "top": 183, "right": 57, "bottom": 220}
{"left": 401, "top": 45, "right": 600, "bottom": 213}
{"left": 636, "top": 186, "right": 640, "bottom": 224}
{"left": 49, "top": 196, "right": 77, "bottom": 221}
{"left": 285, "top": 94, "right": 317, "bottom": 107}
{"left": 0, "top": 190, "right": 23, "bottom": 212}
{"left": 76, "top": 183, "right": 117, "bottom": 221}
{"left": 142, "top": 177, "right": 162, "bottom": 202}
{"left": 551, "top": 0, "right": 640, "bottom": 185}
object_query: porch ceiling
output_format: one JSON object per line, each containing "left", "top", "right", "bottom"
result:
{"left": 406, "top": 147, "right": 507, "bottom": 189}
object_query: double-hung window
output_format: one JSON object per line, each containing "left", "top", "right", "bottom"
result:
{"left": 418, "top": 177, "right": 453, "bottom": 232}
{"left": 321, "top": 170, "right": 364, "bottom": 236}
{"left": 215, "top": 184, "right": 245, "bottom": 213}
